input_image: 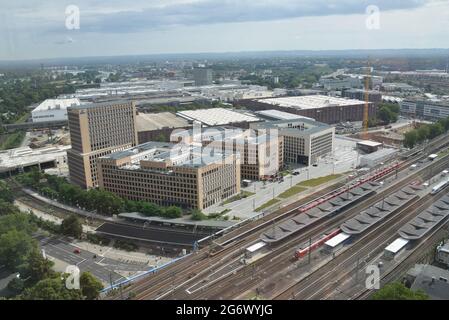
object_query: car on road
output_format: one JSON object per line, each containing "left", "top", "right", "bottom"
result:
{"left": 73, "top": 249, "right": 81, "bottom": 254}
{"left": 292, "top": 171, "right": 300, "bottom": 176}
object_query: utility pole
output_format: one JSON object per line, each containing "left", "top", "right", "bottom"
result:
{"left": 308, "top": 237, "right": 312, "bottom": 265}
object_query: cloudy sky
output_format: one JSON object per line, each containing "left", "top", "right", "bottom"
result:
{"left": 1, "top": 0, "right": 449, "bottom": 60}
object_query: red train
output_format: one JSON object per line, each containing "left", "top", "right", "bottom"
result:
{"left": 295, "top": 229, "right": 341, "bottom": 259}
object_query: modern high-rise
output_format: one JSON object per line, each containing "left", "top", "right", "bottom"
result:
{"left": 67, "top": 101, "right": 138, "bottom": 189}
{"left": 251, "top": 119, "right": 334, "bottom": 166}
{"left": 193, "top": 68, "right": 213, "bottom": 86}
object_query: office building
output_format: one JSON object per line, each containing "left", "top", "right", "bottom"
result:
{"left": 342, "top": 89, "right": 382, "bottom": 105}
{"left": 97, "top": 142, "right": 240, "bottom": 210}
{"left": 400, "top": 99, "right": 449, "bottom": 120}
{"left": 251, "top": 119, "right": 334, "bottom": 166}
{"left": 67, "top": 101, "right": 138, "bottom": 188}
{"left": 193, "top": 68, "right": 213, "bottom": 86}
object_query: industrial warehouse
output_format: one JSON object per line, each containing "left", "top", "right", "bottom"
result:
{"left": 241, "top": 95, "right": 376, "bottom": 124}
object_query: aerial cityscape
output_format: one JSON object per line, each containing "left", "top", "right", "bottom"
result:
{"left": 1, "top": 0, "right": 449, "bottom": 308}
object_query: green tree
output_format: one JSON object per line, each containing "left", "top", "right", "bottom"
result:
{"left": 0, "top": 199, "right": 20, "bottom": 216}
{"left": 416, "top": 125, "right": 429, "bottom": 143}
{"left": 163, "top": 206, "right": 182, "bottom": 219}
{"left": 378, "top": 106, "right": 394, "bottom": 124}
{"left": 20, "top": 276, "right": 83, "bottom": 300}
{"left": 0, "top": 180, "right": 14, "bottom": 203}
{"left": 404, "top": 130, "right": 418, "bottom": 148}
{"left": 80, "top": 272, "right": 104, "bottom": 300}
{"left": 19, "top": 248, "right": 55, "bottom": 284}
{"left": 191, "top": 209, "right": 207, "bottom": 221}
{"left": 372, "top": 282, "right": 428, "bottom": 300}
{"left": 7, "top": 277, "right": 25, "bottom": 295}
{"left": 61, "top": 214, "right": 83, "bottom": 238}
{"left": 0, "top": 229, "right": 36, "bottom": 270}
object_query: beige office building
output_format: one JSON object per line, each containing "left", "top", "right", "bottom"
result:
{"left": 97, "top": 142, "right": 240, "bottom": 210}
{"left": 67, "top": 101, "right": 138, "bottom": 188}
{"left": 172, "top": 126, "right": 283, "bottom": 180}
{"left": 251, "top": 119, "right": 334, "bottom": 166}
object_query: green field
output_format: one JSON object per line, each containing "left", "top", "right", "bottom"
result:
{"left": 297, "top": 174, "right": 342, "bottom": 188}
{"left": 278, "top": 185, "right": 307, "bottom": 199}
{"left": 255, "top": 198, "right": 280, "bottom": 212}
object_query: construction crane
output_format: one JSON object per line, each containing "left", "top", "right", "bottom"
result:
{"left": 363, "top": 60, "right": 371, "bottom": 139}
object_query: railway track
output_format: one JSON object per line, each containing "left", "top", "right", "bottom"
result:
{"left": 273, "top": 192, "right": 441, "bottom": 300}
{"left": 180, "top": 159, "right": 449, "bottom": 300}
{"left": 352, "top": 210, "right": 449, "bottom": 300}
{"left": 133, "top": 153, "right": 449, "bottom": 300}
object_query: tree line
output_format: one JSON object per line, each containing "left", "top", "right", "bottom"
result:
{"left": 404, "top": 116, "right": 449, "bottom": 148}
{"left": 16, "top": 170, "right": 183, "bottom": 219}
{"left": 0, "top": 181, "right": 103, "bottom": 300}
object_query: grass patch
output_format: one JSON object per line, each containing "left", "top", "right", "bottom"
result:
{"left": 438, "top": 149, "right": 449, "bottom": 158}
{"left": 255, "top": 198, "right": 280, "bottom": 212}
{"left": 297, "top": 174, "right": 342, "bottom": 188}
{"left": 0, "top": 131, "right": 25, "bottom": 150}
{"left": 278, "top": 186, "right": 307, "bottom": 199}
{"left": 222, "top": 191, "right": 255, "bottom": 205}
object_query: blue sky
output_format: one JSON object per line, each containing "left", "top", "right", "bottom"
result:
{"left": 1, "top": 0, "right": 449, "bottom": 60}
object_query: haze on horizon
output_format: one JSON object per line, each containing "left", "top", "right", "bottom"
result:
{"left": 1, "top": 0, "right": 449, "bottom": 61}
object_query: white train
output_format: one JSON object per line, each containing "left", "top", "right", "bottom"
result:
{"left": 431, "top": 178, "right": 449, "bottom": 195}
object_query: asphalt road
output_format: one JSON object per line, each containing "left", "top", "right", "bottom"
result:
{"left": 36, "top": 236, "right": 126, "bottom": 284}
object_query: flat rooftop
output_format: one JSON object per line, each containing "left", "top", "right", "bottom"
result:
{"left": 136, "top": 112, "right": 189, "bottom": 132}
{"left": 177, "top": 108, "right": 260, "bottom": 126}
{"left": 0, "top": 145, "right": 70, "bottom": 172}
{"left": 357, "top": 140, "right": 383, "bottom": 148}
{"left": 102, "top": 141, "right": 233, "bottom": 169}
{"left": 33, "top": 98, "right": 80, "bottom": 112}
{"left": 255, "top": 109, "right": 315, "bottom": 121}
{"left": 254, "top": 95, "right": 367, "bottom": 110}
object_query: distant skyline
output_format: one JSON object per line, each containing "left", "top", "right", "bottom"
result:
{"left": 1, "top": 0, "right": 449, "bottom": 61}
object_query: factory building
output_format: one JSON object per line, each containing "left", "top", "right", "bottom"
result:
{"left": 400, "top": 99, "right": 449, "bottom": 120}
{"left": 136, "top": 112, "right": 191, "bottom": 144}
{"left": 250, "top": 119, "right": 334, "bottom": 166}
{"left": 177, "top": 108, "right": 261, "bottom": 128}
{"left": 31, "top": 98, "right": 81, "bottom": 123}
{"left": 242, "top": 95, "right": 376, "bottom": 125}
{"left": 97, "top": 142, "right": 240, "bottom": 210}
{"left": 67, "top": 101, "right": 138, "bottom": 189}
